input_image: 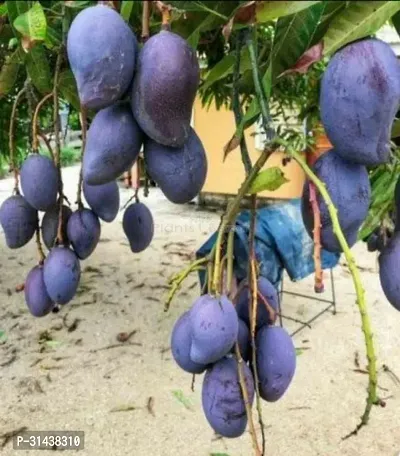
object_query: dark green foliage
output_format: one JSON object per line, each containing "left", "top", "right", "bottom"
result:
{"left": 0, "top": 194, "right": 37, "bottom": 249}
{"left": 144, "top": 127, "right": 207, "bottom": 204}
{"left": 131, "top": 30, "right": 200, "bottom": 148}
{"left": 302, "top": 149, "right": 371, "bottom": 253}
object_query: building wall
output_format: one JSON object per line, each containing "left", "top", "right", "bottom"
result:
{"left": 193, "top": 97, "right": 306, "bottom": 199}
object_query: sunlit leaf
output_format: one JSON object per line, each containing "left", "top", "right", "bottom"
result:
{"left": 323, "top": 1, "right": 400, "bottom": 56}
{"left": 0, "top": 4, "right": 8, "bottom": 17}
{"left": 172, "top": 390, "right": 193, "bottom": 410}
{"left": 256, "top": 1, "right": 322, "bottom": 22}
{"left": 247, "top": 167, "right": 289, "bottom": 194}
{"left": 13, "top": 2, "right": 47, "bottom": 46}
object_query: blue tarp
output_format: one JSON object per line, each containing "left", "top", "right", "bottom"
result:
{"left": 196, "top": 199, "right": 340, "bottom": 290}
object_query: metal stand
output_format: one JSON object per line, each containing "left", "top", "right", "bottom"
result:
{"left": 277, "top": 268, "right": 336, "bottom": 337}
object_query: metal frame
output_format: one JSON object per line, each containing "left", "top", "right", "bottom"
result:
{"left": 277, "top": 268, "right": 337, "bottom": 336}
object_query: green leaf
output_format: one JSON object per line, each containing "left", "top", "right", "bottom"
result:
{"left": 172, "top": 390, "right": 193, "bottom": 410}
{"left": 296, "top": 348, "right": 305, "bottom": 356}
{"left": 391, "top": 119, "right": 400, "bottom": 138}
{"left": 186, "top": 14, "right": 217, "bottom": 50}
{"left": 8, "top": 37, "right": 18, "bottom": 50}
{"left": 58, "top": 69, "right": 80, "bottom": 109}
{"left": 120, "top": 1, "right": 134, "bottom": 22}
{"left": 44, "top": 25, "right": 62, "bottom": 50}
{"left": 0, "top": 330, "right": 7, "bottom": 344}
{"left": 25, "top": 44, "right": 52, "bottom": 94}
{"left": 392, "top": 10, "right": 400, "bottom": 37}
{"left": 323, "top": 1, "right": 400, "bottom": 56}
{"left": 0, "top": 48, "right": 22, "bottom": 97}
{"left": 13, "top": 2, "right": 47, "bottom": 43}
{"left": 0, "top": 4, "right": 8, "bottom": 16}
{"left": 271, "top": 2, "right": 326, "bottom": 78}
{"left": 64, "top": 0, "right": 91, "bottom": 7}
{"left": 201, "top": 54, "right": 236, "bottom": 92}
{"left": 248, "top": 167, "right": 289, "bottom": 194}
{"left": 256, "top": 1, "right": 321, "bottom": 22}
{"left": 210, "top": 454, "right": 230, "bottom": 456}
{"left": 6, "top": 1, "right": 29, "bottom": 24}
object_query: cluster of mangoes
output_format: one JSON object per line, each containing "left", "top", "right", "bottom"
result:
{"left": 301, "top": 37, "right": 400, "bottom": 314}
{"left": 0, "top": 4, "right": 208, "bottom": 317}
{"left": 302, "top": 38, "right": 400, "bottom": 255}
{"left": 171, "top": 277, "right": 296, "bottom": 438}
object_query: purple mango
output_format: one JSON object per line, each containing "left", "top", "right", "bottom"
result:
{"left": 122, "top": 202, "right": 154, "bottom": 253}
{"left": 202, "top": 356, "right": 255, "bottom": 438}
{"left": 83, "top": 180, "right": 120, "bottom": 222}
{"left": 0, "top": 194, "right": 37, "bottom": 249}
{"left": 67, "top": 208, "right": 101, "bottom": 260}
{"left": 20, "top": 154, "right": 58, "bottom": 211}
{"left": 189, "top": 294, "right": 239, "bottom": 365}
{"left": 43, "top": 246, "right": 81, "bottom": 304}
{"left": 171, "top": 311, "right": 208, "bottom": 374}
{"left": 256, "top": 325, "right": 296, "bottom": 402}
{"left": 41, "top": 204, "right": 72, "bottom": 250}
{"left": 24, "top": 265, "right": 54, "bottom": 317}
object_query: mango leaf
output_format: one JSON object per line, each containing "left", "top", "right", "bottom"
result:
{"left": 65, "top": 0, "right": 91, "bottom": 7}
{"left": 247, "top": 167, "right": 289, "bottom": 194}
{"left": 120, "top": 1, "right": 134, "bottom": 22}
{"left": 0, "top": 4, "right": 8, "bottom": 16}
{"left": 44, "top": 25, "right": 62, "bottom": 49}
{"left": 0, "top": 330, "right": 7, "bottom": 344}
{"left": 13, "top": 2, "right": 47, "bottom": 48}
{"left": 271, "top": 2, "right": 326, "bottom": 79}
{"left": 323, "top": 1, "right": 400, "bottom": 56}
{"left": 256, "top": 1, "right": 322, "bottom": 22}
{"left": 392, "top": 10, "right": 400, "bottom": 37}
{"left": 59, "top": 69, "right": 79, "bottom": 109}
{"left": 391, "top": 119, "right": 400, "bottom": 138}
{"left": 201, "top": 54, "right": 236, "bottom": 92}
{"left": 25, "top": 44, "right": 52, "bottom": 94}
{"left": 6, "top": 1, "right": 29, "bottom": 24}
{"left": 0, "top": 48, "right": 23, "bottom": 97}
{"left": 187, "top": 13, "right": 217, "bottom": 49}
{"left": 172, "top": 390, "right": 193, "bottom": 410}
{"left": 279, "top": 42, "right": 323, "bottom": 76}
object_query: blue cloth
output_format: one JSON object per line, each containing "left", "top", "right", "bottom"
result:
{"left": 196, "top": 199, "right": 340, "bottom": 290}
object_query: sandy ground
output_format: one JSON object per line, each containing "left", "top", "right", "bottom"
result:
{"left": 0, "top": 165, "right": 400, "bottom": 456}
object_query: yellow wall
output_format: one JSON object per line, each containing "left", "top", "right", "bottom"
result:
{"left": 193, "top": 97, "right": 306, "bottom": 199}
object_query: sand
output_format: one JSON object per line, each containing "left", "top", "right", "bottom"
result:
{"left": 0, "top": 165, "right": 399, "bottom": 456}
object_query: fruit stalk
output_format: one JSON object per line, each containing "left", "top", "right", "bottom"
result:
{"left": 226, "top": 226, "right": 235, "bottom": 293}
{"left": 32, "top": 92, "right": 53, "bottom": 153}
{"left": 248, "top": 195, "right": 266, "bottom": 455}
{"left": 54, "top": 4, "right": 67, "bottom": 244}
{"left": 165, "top": 257, "right": 208, "bottom": 311}
{"left": 35, "top": 223, "right": 45, "bottom": 265}
{"left": 289, "top": 148, "right": 378, "bottom": 432}
{"left": 247, "top": 28, "right": 273, "bottom": 141}
{"left": 233, "top": 32, "right": 252, "bottom": 175}
{"left": 9, "top": 87, "right": 27, "bottom": 194}
{"left": 309, "top": 182, "right": 324, "bottom": 292}
{"left": 76, "top": 106, "right": 87, "bottom": 208}
{"left": 141, "top": 0, "right": 151, "bottom": 42}
{"left": 234, "top": 342, "right": 262, "bottom": 456}
{"left": 211, "top": 143, "right": 279, "bottom": 295}
{"left": 154, "top": 1, "right": 172, "bottom": 29}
